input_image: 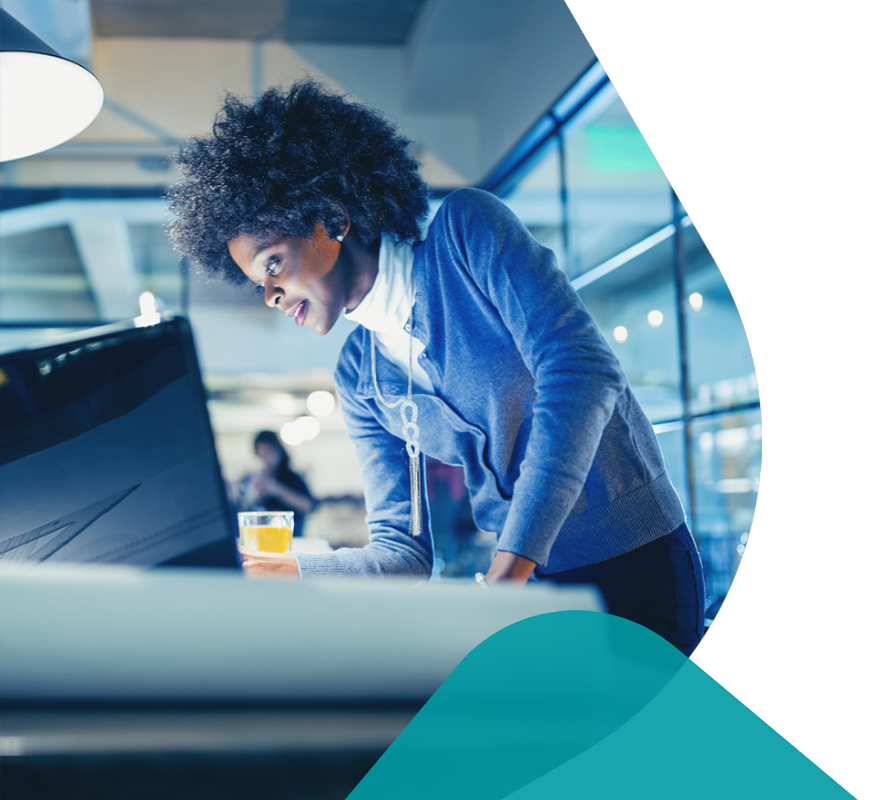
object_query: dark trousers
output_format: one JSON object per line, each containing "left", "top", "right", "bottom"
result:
{"left": 539, "top": 523, "right": 706, "bottom": 656}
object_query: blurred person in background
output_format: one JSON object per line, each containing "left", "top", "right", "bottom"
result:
{"left": 237, "top": 430, "right": 315, "bottom": 538}
{"left": 169, "top": 80, "right": 704, "bottom": 655}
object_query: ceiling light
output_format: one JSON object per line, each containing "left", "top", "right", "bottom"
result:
{"left": 0, "top": 8, "right": 104, "bottom": 162}
{"left": 647, "top": 310, "right": 663, "bottom": 328}
{"left": 689, "top": 292, "right": 703, "bottom": 311}
{"left": 613, "top": 326, "right": 628, "bottom": 343}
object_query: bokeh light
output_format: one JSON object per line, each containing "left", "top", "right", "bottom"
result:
{"left": 280, "top": 416, "right": 321, "bottom": 446}
{"left": 307, "top": 390, "right": 336, "bottom": 417}
{"left": 647, "top": 310, "right": 663, "bottom": 327}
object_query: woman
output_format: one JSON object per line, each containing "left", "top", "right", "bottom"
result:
{"left": 237, "top": 430, "right": 315, "bottom": 538}
{"left": 169, "top": 81, "right": 704, "bottom": 655}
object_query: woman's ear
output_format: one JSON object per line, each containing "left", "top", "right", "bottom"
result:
{"left": 325, "top": 204, "right": 351, "bottom": 243}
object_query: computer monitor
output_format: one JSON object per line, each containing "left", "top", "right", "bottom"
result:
{"left": 0, "top": 317, "right": 241, "bottom": 569}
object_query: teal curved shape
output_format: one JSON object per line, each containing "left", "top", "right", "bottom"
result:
{"left": 350, "top": 611, "right": 686, "bottom": 799}
{"left": 506, "top": 658, "right": 879, "bottom": 800}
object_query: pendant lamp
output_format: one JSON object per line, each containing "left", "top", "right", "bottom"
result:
{"left": 0, "top": 7, "right": 104, "bottom": 162}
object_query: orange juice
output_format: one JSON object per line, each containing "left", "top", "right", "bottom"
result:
{"left": 239, "top": 525, "right": 292, "bottom": 553}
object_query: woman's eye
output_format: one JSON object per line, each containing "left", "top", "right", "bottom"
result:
{"left": 265, "top": 256, "right": 281, "bottom": 276}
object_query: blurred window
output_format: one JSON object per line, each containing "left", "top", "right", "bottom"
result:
{"left": 128, "top": 222, "right": 187, "bottom": 314}
{"left": 495, "top": 137, "right": 566, "bottom": 272}
{"left": 562, "top": 92, "right": 671, "bottom": 281}
{"left": 0, "top": 199, "right": 186, "bottom": 354}
{"left": 0, "top": 226, "right": 98, "bottom": 324}
{"left": 691, "top": 408, "right": 762, "bottom": 607}
{"left": 576, "top": 237, "right": 682, "bottom": 422}
{"left": 682, "top": 223, "right": 758, "bottom": 414}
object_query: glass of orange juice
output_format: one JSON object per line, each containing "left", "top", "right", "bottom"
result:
{"left": 237, "top": 512, "right": 294, "bottom": 553}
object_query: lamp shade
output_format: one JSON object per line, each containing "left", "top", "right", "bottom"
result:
{"left": 0, "top": 7, "right": 104, "bottom": 162}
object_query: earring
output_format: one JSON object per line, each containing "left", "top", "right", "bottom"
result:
{"left": 335, "top": 234, "right": 344, "bottom": 242}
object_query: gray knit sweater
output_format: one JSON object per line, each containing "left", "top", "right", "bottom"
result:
{"left": 295, "top": 189, "right": 685, "bottom": 578}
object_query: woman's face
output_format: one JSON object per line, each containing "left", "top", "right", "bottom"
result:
{"left": 256, "top": 442, "right": 282, "bottom": 471}
{"left": 228, "top": 223, "right": 349, "bottom": 336}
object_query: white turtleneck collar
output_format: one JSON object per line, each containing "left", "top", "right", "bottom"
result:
{"left": 344, "top": 234, "right": 434, "bottom": 394}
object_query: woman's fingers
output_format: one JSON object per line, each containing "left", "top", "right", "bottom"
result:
{"left": 237, "top": 545, "right": 300, "bottom": 579}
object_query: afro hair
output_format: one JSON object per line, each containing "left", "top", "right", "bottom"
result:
{"left": 167, "top": 80, "right": 430, "bottom": 285}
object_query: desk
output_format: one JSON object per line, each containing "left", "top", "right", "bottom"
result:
{"left": 0, "top": 565, "right": 604, "bottom": 797}
{"left": 2, "top": 705, "right": 418, "bottom": 799}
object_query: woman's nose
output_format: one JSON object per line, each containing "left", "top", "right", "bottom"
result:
{"left": 264, "top": 282, "right": 283, "bottom": 307}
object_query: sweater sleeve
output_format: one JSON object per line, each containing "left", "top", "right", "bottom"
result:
{"left": 441, "top": 189, "right": 628, "bottom": 566}
{"left": 294, "top": 332, "right": 434, "bottom": 579}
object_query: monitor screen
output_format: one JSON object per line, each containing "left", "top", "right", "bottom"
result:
{"left": 0, "top": 318, "right": 241, "bottom": 569}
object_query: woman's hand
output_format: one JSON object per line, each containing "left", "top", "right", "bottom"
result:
{"left": 238, "top": 545, "right": 301, "bottom": 580}
{"left": 485, "top": 551, "right": 537, "bottom": 584}
{"left": 250, "top": 473, "right": 315, "bottom": 515}
{"left": 249, "top": 472, "right": 276, "bottom": 496}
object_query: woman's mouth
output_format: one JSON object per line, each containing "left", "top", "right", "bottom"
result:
{"left": 287, "top": 300, "right": 308, "bottom": 326}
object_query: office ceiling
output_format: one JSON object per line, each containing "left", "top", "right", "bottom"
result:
{"left": 91, "top": 0, "right": 429, "bottom": 45}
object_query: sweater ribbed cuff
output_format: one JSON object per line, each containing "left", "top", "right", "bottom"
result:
{"left": 294, "top": 551, "right": 350, "bottom": 579}
{"left": 496, "top": 492, "right": 569, "bottom": 567}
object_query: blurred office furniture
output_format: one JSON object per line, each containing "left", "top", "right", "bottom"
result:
{"left": 0, "top": 564, "right": 603, "bottom": 799}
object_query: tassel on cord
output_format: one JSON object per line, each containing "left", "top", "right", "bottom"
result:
{"left": 370, "top": 271, "right": 422, "bottom": 537}
{"left": 408, "top": 447, "right": 422, "bottom": 538}
{"left": 371, "top": 344, "right": 423, "bottom": 538}
{"left": 398, "top": 395, "right": 422, "bottom": 537}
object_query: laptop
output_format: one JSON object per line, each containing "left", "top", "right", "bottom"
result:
{"left": 0, "top": 317, "right": 241, "bottom": 569}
